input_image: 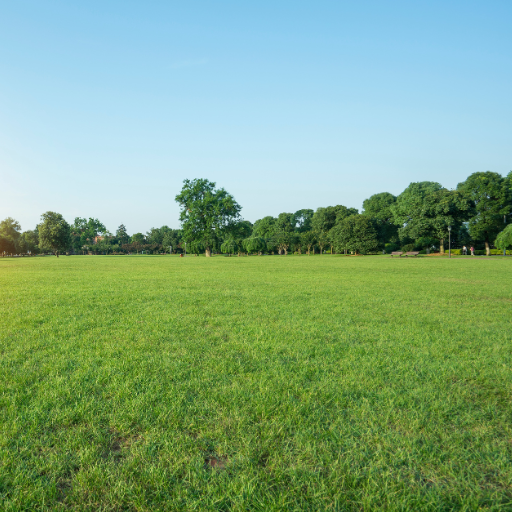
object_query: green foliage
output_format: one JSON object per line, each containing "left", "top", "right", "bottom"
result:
{"left": 312, "top": 205, "right": 358, "bottom": 234}
{"left": 220, "top": 238, "right": 238, "bottom": 255}
{"left": 0, "top": 217, "right": 22, "bottom": 253}
{"left": 161, "top": 229, "right": 183, "bottom": 253}
{"left": 131, "top": 233, "right": 145, "bottom": 244}
{"left": 495, "top": 224, "right": 512, "bottom": 250}
{"left": 384, "top": 242, "right": 400, "bottom": 254}
{"left": 18, "top": 229, "right": 40, "bottom": 254}
{"left": 116, "top": 224, "right": 130, "bottom": 245}
{"left": 362, "top": 192, "right": 398, "bottom": 245}
{"left": 331, "top": 214, "right": 379, "bottom": 254}
{"left": 275, "top": 213, "right": 295, "bottom": 234}
{"left": 252, "top": 216, "right": 276, "bottom": 238}
{"left": 457, "top": 171, "right": 512, "bottom": 253}
{"left": 300, "top": 231, "right": 316, "bottom": 254}
{"left": 71, "top": 217, "right": 106, "bottom": 253}
{"left": 175, "top": 178, "right": 241, "bottom": 257}
{"left": 391, "top": 182, "right": 469, "bottom": 251}
{"left": 292, "top": 209, "right": 314, "bottom": 232}
{"left": 228, "top": 220, "right": 253, "bottom": 240}
{"left": 269, "top": 230, "right": 294, "bottom": 255}
{"left": 243, "top": 237, "right": 266, "bottom": 254}
{"left": 38, "top": 212, "right": 71, "bottom": 256}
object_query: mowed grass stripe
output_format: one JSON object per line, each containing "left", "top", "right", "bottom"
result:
{"left": 1, "top": 255, "right": 511, "bottom": 511}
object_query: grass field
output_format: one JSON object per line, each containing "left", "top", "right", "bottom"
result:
{"left": 1, "top": 255, "right": 512, "bottom": 511}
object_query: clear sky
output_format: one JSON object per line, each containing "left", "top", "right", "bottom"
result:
{"left": 1, "top": 1, "right": 511, "bottom": 234}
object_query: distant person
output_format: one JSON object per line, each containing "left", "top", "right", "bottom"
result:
{"left": 463, "top": 246, "right": 467, "bottom": 255}
{"left": 470, "top": 246, "right": 475, "bottom": 256}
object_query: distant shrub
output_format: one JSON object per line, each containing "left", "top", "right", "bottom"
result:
{"left": 401, "top": 244, "right": 415, "bottom": 252}
{"left": 384, "top": 243, "right": 400, "bottom": 254}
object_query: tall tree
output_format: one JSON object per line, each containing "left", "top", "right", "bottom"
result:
{"left": 19, "top": 229, "right": 39, "bottom": 254}
{"left": 391, "top": 182, "right": 468, "bottom": 253}
{"left": 71, "top": 217, "right": 107, "bottom": 253}
{"left": 457, "top": 171, "right": 512, "bottom": 255}
{"left": 175, "top": 178, "right": 242, "bottom": 257}
{"left": 116, "top": 224, "right": 130, "bottom": 245}
{"left": 38, "top": 212, "right": 71, "bottom": 257}
{"left": 0, "top": 217, "right": 22, "bottom": 254}
{"left": 331, "top": 214, "right": 379, "bottom": 255}
{"left": 362, "top": 192, "right": 398, "bottom": 246}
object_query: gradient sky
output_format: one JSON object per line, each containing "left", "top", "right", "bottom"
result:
{"left": 1, "top": 1, "right": 511, "bottom": 234}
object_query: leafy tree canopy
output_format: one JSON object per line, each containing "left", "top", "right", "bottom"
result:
{"left": 495, "top": 224, "right": 512, "bottom": 250}
{"left": 457, "top": 171, "right": 512, "bottom": 253}
{"left": 116, "top": 224, "right": 130, "bottom": 244}
{"left": 293, "top": 209, "right": 314, "bottom": 233}
{"left": 300, "top": 231, "right": 316, "bottom": 254}
{"left": 71, "top": 217, "right": 106, "bottom": 252}
{"left": 275, "top": 213, "right": 295, "bottom": 234}
{"left": 252, "top": 216, "right": 276, "bottom": 239}
{"left": 362, "top": 192, "right": 398, "bottom": 245}
{"left": 362, "top": 192, "right": 397, "bottom": 220}
{"left": 391, "top": 182, "right": 468, "bottom": 251}
{"left": 0, "top": 217, "right": 22, "bottom": 253}
{"left": 19, "top": 229, "right": 39, "bottom": 254}
{"left": 228, "top": 220, "right": 253, "bottom": 240}
{"left": 131, "top": 233, "right": 145, "bottom": 244}
{"left": 243, "top": 237, "right": 266, "bottom": 254}
{"left": 312, "top": 205, "right": 358, "bottom": 233}
{"left": 38, "top": 212, "right": 71, "bottom": 256}
{"left": 175, "top": 178, "right": 241, "bottom": 257}
{"left": 331, "top": 214, "right": 379, "bottom": 255}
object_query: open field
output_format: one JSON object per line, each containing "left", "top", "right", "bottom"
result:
{"left": 1, "top": 255, "right": 512, "bottom": 511}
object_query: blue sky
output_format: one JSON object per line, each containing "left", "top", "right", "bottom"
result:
{"left": 1, "top": 1, "right": 511, "bottom": 234}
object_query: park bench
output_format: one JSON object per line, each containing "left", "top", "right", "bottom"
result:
{"left": 390, "top": 252, "right": 403, "bottom": 257}
{"left": 405, "top": 251, "right": 420, "bottom": 257}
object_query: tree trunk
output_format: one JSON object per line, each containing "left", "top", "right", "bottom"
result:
{"left": 55, "top": 251, "right": 59, "bottom": 257}
{"left": 205, "top": 248, "right": 212, "bottom": 257}
{"left": 485, "top": 239, "right": 490, "bottom": 256}
{"left": 440, "top": 239, "right": 444, "bottom": 254}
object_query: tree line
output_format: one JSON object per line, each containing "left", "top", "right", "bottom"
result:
{"left": 1, "top": 171, "right": 512, "bottom": 257}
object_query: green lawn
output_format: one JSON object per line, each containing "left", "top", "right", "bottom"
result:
{"left": 1, "top": 255, "right": 512, "bottom": 511}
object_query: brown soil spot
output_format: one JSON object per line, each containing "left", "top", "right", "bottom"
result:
{"left": 205, "top": 455, "right": 228, "bottom": 470}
